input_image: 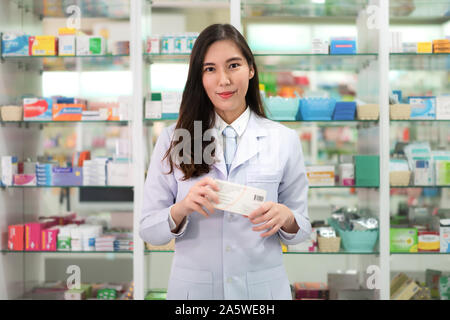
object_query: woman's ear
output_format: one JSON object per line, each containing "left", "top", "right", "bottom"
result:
{"left": 249, "top": 66, "right": 255, "bottom": 80}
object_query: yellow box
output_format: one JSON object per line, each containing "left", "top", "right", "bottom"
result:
{"left": 30, "top": 36, "right": 58, "bottom": 56}
{"left": 58, "top": 28, "right": 77, "bottom": 35}
{"left": 417, "top": 42, "right": 432, "bottom": 53}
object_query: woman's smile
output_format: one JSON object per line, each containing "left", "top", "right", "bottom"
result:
{"left": 217, "top": 90, "right": 237, "bottom": 99}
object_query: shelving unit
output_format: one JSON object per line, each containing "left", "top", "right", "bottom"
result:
{"left": 1, "top": 0, "right": 449, "bottom": 300}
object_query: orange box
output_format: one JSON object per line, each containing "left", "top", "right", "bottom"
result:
{"left": 52, "top": 103, "right": 86, "bottom": 121}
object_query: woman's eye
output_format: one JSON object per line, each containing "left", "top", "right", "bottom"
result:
{"left": 204, "top": 67, "right": 215, "bottom": 72}
{"left": 229, "top": 63, "right": 240, "bottom": 69}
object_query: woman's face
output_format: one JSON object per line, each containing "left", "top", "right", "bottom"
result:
{"left": 202, "top": 39, "right": 254, "bottom": 123}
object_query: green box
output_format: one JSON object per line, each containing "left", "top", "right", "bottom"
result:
{"left": 390, "top": 228, "right": 418, "bottom": 252}
{"left": 145, "top": 289, "right": 167, "bottom": 300}
{"left": 354, "top": 155, "right": 379, "bottom": 187}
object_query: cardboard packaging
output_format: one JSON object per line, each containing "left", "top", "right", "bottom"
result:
{"left": 354, "top": 155, "right": 380, "bottom": 187}
{"left": 417, "top": 42, "right": 432, "bottom": 53}
{"left": 436, "top": 96, "right": 450, "bottom": 120}
{"left": 426, "top": 269, "right": 442, "bottom": 299}
{"left": 408, "top": 96, "right": 436, "bottom": 120}
{"left": 1, "top": 156, "right": 18, "bottom": 186}
{"left": 23, "top": 97, "right": 53, "bottom": 121}
{"left": 162, "top": 91, "right": 182, "bottom": 118}
{"left": 58, "top": 28, "right": 76, "bottom": 56}
{"left": 42, "top": 227, "right": 60, "bottom": 251}
{"left": 52, "top": 103, "right": 86, "bottom": 121}
{"left": 8, "top": 225, "right": 24, "bottom": 251}
{"left": 306, "top": 166, "right": 335, "bottom": 186}
{"left": 293, "top": 282, "right": 328, "bottom": 300}
{"left": 328, "top": 272, "right": 360, "bottom": 300}
{"left": 13, "top": 174, "right": 36, "bottom": 186}
{"left": 145, "top": 93, "right": 162, "bottom": 119}
{"left": 440, "top": 276, "right": 450, "bottom": 300}
{"left": 440, "top": 219, "right": 450, "bottom": 253}
{"left": 418, "top": 231, "right": 440, "bottom": 252}
{"left": 1, "top": 33, "right": 29, "bottom": 56}
{"left": 146, "top": 35, "right": 160, "bottom": 54}
{"left": 330, "top": 39, "right": 357, "bottom": 54}
{"left": 29, "top": 36, "right": 58, "bottom": 56}
{"left": 390, "top": 228, "right": 418, "bottom": 252}
{"left": 25, "top": 222, "right": 44, "bottom": 251}
{"left": 391, "top": 277, "right": 420, "bottom": 300}
{"left": 52, "top": 167, "right": 83, "bottom": 186}
{"left": 76, "top": 36, "right": 106, "bottom": 56}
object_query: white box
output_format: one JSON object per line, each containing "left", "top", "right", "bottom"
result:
{"left": 107, "top": 162, "right": 133, "bottom": 186}
{"left": 145, "top": 99, "right": 162, "bottom": 119}
{"left": 306, "top": 166, "right": 335, "bottom": 186}
{"left": 76, "top": 36, "right": 105, "bottom": 56}
{"left": 162, "top": 92, "right": 182, "bottom": 114}
{"left": 1, "top": 156, "right": 18, "bottom": 186}
{"left": 59, "top": 35, "right": 76, "bottom": 56}
{"left": 436, "top": 96, "right": 450, "bottom": 120}
{"left": 440, "top": 219, "right": 450, "bottom": 253}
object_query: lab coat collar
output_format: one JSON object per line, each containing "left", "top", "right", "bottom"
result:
{"left": 212, "top": 110, "right": 269, "bottom": 177}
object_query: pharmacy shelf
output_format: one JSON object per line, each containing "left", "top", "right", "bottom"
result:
{"left": 0, "top": 120, "right": 129, "bottom": 125}
{"left": 310, "top": 186, "right": 379, "bottom": 189}
{"left": 1, "top": 250, "right": 133, "bottom": 254}
{"left": 144, "top": 117, "right": 377, "bottom": 124}
{"left": 9, "top": 0, "right": 131, "bottom": 19}
{"left": 390, "top": 252, "right": 450, "bottom": 255}
{"left": 144, "top": 250, "right": 380, "bottom": 255}
{"left": 3, "top": 185, "right": 133, "bottom": 189}
{"left": 1, "top": 54, "right": 130, "bottom": 60}
{"left": 390, "top": 185, "right": 450, "bottom": 188}
{"left": 391, "top": 119, "right": 450, "bottom": 122}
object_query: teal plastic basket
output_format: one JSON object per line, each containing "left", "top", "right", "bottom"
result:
{"left": 263, "top": 95, "right": 301, "bottom": 121}
{"left": 328, "top": 218, "right": 379, "bottom": 253}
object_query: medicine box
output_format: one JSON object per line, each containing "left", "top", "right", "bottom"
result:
{"left": 418, "top": 231, "right": 440, "bottom": 252}
{"left": 42, "top": 227, "right": 60, "bottom": 251}
{"left": 162, "top": 91, "right": 182, "bottom": 118}
{"left": 8, "top": 225, "right": 24, "bottom": 251}
{"left": 354, "top": 155, "right": 379, "bottom": 187}
{"left": 52, "top": 167, "right": 83, "bottom": 186}
{"left": 53, "top": 103, "right": 86, "bottom": 121}
{"left": 306, "top": 166, "right": 335, "bottom": 186}
{"left": 417, "top": 42, "right": 432, "bottom": 53}
{"left": 440, "top": 276, "right": 450, "bottom": 300}
{"left": 330, "top": 39, "right": 356, "bottom": 54}
{"left": 436, "top": 96, "right": 450, "bottom": 120}
{"left": 390, "top": 228, "right": 418, "bottom": 252}
{"left": 13, "top": 174, "right": 36, "bottom": 186}
{"left": 58, "top": 27, "right": 76, "bottom": 56}
{"left": 76, "top": 36, "right": 106, "bottom": 56}
{"left": 145, "top": 93, "right": 162, "bottom": 119}
{"left": 29, "top": 36, "right": 58, "bottom": 56}
{"left": 23, "top": 97, "right": 53, "bottom": 121}
{"left": 440, "top": 219, "right": 450, "bottom": 253}
{"left": 408, "top": 96, "right": 436, "bottom": 120}
{"left": 1, "top": 156, "right": 18, "bottom": 186}
{"left": 25, "top": 222, "right": 44, "bottom": 251}
{"left": 435, "top": 160, "right": 450, "bottom": 185}
{"left": 1, "top": 33, "right": 29, "bottom": 56}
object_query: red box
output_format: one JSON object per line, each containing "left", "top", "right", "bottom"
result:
{"left": 294, "top": 282, "right": 329, "bottom": 300}
{"left": 8, "top": 225, "right": 24, "bottom": 251}
{"left": 25, "top": 222, "right": 44, "bottom": 251}
{"left": 42, "top": 227, "right": 60, "bottom": 251}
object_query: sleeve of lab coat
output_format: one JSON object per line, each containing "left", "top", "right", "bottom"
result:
{"left": 277, "top": 128, "right": 312, "bottom": 245}
{"left": 139, "top": 127, "right": 188, "bottom": 246}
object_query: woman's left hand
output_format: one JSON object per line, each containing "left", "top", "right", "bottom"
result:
{"left": 248, "top": 201, "right": 298, "bottom": 237}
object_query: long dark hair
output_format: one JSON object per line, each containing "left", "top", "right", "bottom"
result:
{"left": 163, "top": 24, "right": 266, "bottom": 180}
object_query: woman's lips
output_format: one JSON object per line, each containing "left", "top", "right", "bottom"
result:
{"left": 217, "top": 91, "right": 236, "bottom": 99}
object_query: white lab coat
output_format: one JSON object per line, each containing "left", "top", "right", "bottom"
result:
{"left": 140, "top": 110, "right": 311, "bottom": 300}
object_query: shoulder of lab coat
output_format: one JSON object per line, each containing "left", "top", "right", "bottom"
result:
{"left": 272, "top": 123, "right": 312, "bottom": 245}
{"left": 139, "top": 123, "right": 188, "bottom": 246}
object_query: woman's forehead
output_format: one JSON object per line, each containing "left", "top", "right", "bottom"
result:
{"left": 204, "top": 39, "right": 245, "bottom": 62}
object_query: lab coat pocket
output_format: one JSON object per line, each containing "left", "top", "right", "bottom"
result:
{"left": 246, "top": 171, "right": 282, "bottom": 202}
{"left": 247, "top": 265, "right": 286, "bottom": 300}
{"left": 168, "top": 266, "right": 214, "bottom": 300}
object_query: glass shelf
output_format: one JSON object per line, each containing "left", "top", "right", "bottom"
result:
{"left": 310, "top": 185, "right": 379, "bottom": 188}
{"left": 144, "top": 250, "right": 379, "bottom": 255}
{"left": 1, "top": 250, "right": 133, "bottom": 254}
{"left": 0, "top": 120, "right": 129, "bottom": 125}
{"left": 391, "top": 252, "right": 450, "bottom": 255}
{"left": 1, "top": 54, "right": 130, "bottom": 60}
{"left": 391, "top": 119, "right": 450, "bottom": 122}
{"left": 3, "top": 185, "right": 133, "bottom": 189}
{"left": 145, "top": 117, "right": 378, "bottom": 124}
{"left": 390, "top": 185, "right": 450, "bottom": 188}
{"left": 390, "top": 53, "right": 450, "bottom": 71}
{"left": 9, "top": 0, "right": 131, "bottom": 19}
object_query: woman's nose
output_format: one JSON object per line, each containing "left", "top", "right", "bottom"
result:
{"left": 218, "top": 70, "right": 231, "bottom": 86}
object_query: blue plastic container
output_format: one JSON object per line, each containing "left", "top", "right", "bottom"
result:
{"left": 332, "top": 101, "right": 356, "bottom": 120}
{"left": 328, "top": 218, "right": 379, "bottom": 252}
{"left": 296, "top": 98, "right": 336, "bottom": 121}
{"left": 263, "top": 96, "right": 300, "bottom": 121}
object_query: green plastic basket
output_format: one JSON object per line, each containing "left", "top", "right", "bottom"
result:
{"left": 328, "top": 218, "right": 379, "bottom": 253}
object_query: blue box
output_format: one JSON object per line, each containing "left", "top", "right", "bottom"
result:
{"left": 52, "top": 167, "right": 83, "bottom": 186}
{"left": 2, "top": 33, "right": 29, "bottom": 56}
{"left": 332, "top": 101, "right": 356, "bottom": 120}
{"left": 330, "top": 40, "right": 356, "bottom": 55}
{"left": 408, "top": 96, "right": 436, "bottom": 120}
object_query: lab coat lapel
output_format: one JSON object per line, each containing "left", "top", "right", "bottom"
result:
{"left": 230, "top": 111, "right": 268, "bottom": 173}
{"left": 211, "top": 127, "right": 228, "bottom": 178}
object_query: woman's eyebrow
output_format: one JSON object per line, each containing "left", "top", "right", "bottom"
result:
{"left": 203, "top": 57, "right": 243, "bottom": 66}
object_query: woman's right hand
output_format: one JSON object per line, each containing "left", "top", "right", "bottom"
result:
{"left": 171, "top": 177, "right": 220, "bottom": 223}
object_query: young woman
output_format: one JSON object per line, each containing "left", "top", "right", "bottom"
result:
{"left": 140, "top": 24, "right": 311, "bottom": 300}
